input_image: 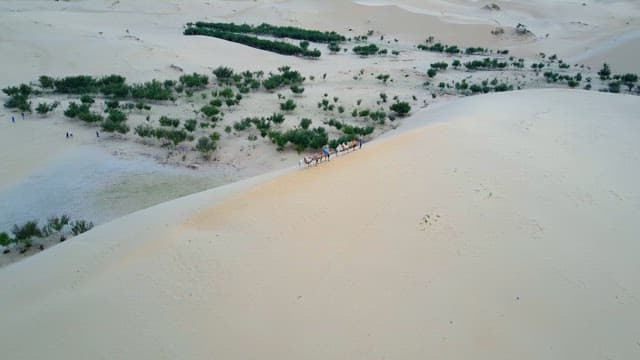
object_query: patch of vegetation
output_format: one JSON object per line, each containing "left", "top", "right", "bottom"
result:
{"left": 189, "top": 22, "right": 345, "bottom": 42}
{"left": 280, "top": 99, "right": 297, "bottom": 111}
{"left": 184, "top": 25, "right": 322, "bottom": 58}
{"left": 464, "top": 58, "right": 508, "bottom": 71}
{"left": 179, "top": 73, "right": 209, "bottom": 88}
{"left": 159, "top": 116, "right": 181, "bottom": 128}
{"left": 101, "top": 109, "right": 129, "bottom": 134}
{"left": 390, "top": 101, "right": 411, "bottom": 116}
{"left": 353, "top": 44, "right": 380, "bottom": 56}
{"left": 35, "top": 101, "right": 59, "bottom": 115}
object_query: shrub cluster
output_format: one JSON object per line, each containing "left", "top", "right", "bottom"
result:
{"left": 262, "top": 66, "right": 304, "bottom": 90}
{"left": 190, "top": 22, "right": 345, "bottom": 43}
{"left": 464, "top": 58, "right": 508, "bottom": 70}
{"left": 179, "top": 73, "right": 209, "bottom": 88}
{"left": 1, "top": 215, "right": 92, "bottom": 252}
{"left": 2, "top": 84, "right": 33, "bottom": 112}
{"left": 418, "top": 43, "right": 460, "bottom": 54}
{"left": 390, "top": 101, "right": 411, "bottom": 116}
{"left": 353, "top": 44, "right": 381, "bottom": 56}
{"left": 268, "top": 126, "right": 328, "bottom": 152}
{"left": 184, "top": 25, "right": 321, "bottom": 58}
{"left": 101, "top": 109, "right": 129, "bottom": 134}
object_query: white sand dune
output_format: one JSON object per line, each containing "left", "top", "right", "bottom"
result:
{"left": 1, "top": 89, "right": 638, "bottom": 359}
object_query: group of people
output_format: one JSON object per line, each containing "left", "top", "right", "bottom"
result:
{"left": 300, "top": 138, "right": 364, "bottom": 167}
{"left": 10, "top": 112, "right": 26, "bottom": 123}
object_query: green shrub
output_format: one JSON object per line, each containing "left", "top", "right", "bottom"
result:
{"left": 291, "top": 85, "right": 305, "bottom": 94}
{"left": 427, "top": 69, "right": 437, "bottom": 78}
{"left": 135, "top": 124, "right": 155, "bottom": 137}
{"left": 12, "top": 220, "right": 43, "bottom": 241}
{"left": 70, "top": 220, "right": 93, "bottom": 236}
{"left": 213, "top": 66, "right": 234, "bottom": 84}
{"left": 598, "top": 63, "right": 611, "bottom": 80}
{"left": 196, "top": 135, "right": 218, "bottom": 155}
{"left": 159, "top": 116, "right": 180, "bottom": 128}
{"left": 269, "top": 112, "right": 285, "bottom": 124}
{"left": 390, "top": 102, "right": 411, "bottom": 116}
{"left": 353, "top": 44, "right": 379, "bottom": 56}
{"left": 102, "top": 109, "right": 129, "bottom": 134}
{"left": 233, "top": 118, "right": 253, "bottom": 131}
{"left": 179, "top": 73, "right": 209, "bottom": 88}
{"left": 280, "top": 99, "right": 297, "bottom": 111}
{"left": 130, "top": 80, "right": 172, "bottom": 101}
{"left": 184, "top": 119, "right": 197, "bottom": 132}
{"left": 35, "top": 101, "right": 59, "bottom": 115}
{"left": 80, "top": 95, "right": 95, "bottom": 104}
{"left": 430, "top": 62, "right": 448, "bottom": 70}
{"left": 39, "top": 75, "right": 55, "bottom": 89}
{"left": 300, "top": 118, "right": 312, "bottom": 129}
{"left": 153, "top": 127, "right": 188, "bottom": 145}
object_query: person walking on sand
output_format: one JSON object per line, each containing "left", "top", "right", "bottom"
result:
{"left": 322, "top": 144, "right": 330, "bottom": 161}
{"left": 96, "top": 130, "right": 100, "bottom": 138}
{"left": 11, "top": 115, "right": 15, "bottom": 123}
{"left": 359, "top": 137, "right": 363, "bottom": 149}
{"left": 21, "top": 112, "right": 24, "bottom": 120}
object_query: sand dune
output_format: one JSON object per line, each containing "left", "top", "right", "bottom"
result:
{"left": 1, "top": 89, "right": 638, "bottom": 359}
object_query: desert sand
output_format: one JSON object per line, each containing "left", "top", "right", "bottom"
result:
{"left": 1, "top": 89, "right": 639, "bottom": 359}
{"left": 1, "top": 0, "right": 639, "bottom": 357}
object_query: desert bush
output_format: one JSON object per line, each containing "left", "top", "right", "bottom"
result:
{"left": 45, "top": 215, "right": 70, "bottom": 234}
{"left": 184, "top": 119, "right": 197, "bottom": 132}
{"left": 608, "top": 81, "right": 621, "bottom": 93}
{"left": 35, "top": 101, "right": 59, "bottom": 115}
{"left": 427, "top": 68, "right": 437, "bottom": 78}
{"left": 300, "top": 118, "right": 312, "bottom": 129}
{"left": 135, "top": 124, "right": 155, "bottom": 137}
{"left": 196, "top": 135, "right": 218, "bottom": 155}
{"left": 153, "top": 127, "right": 188, "bottom": 145}
{"left": 80, "top": 95, "right": 95, "bottom": 104}
{"left": 130, "top": 80, "right": 172, "bottom": 101}
{"left": 464, "top": 58, "right": 508, "bottom": 71}
{"left": 328, "top": 42, "right": 341, "bottom": 53}
{"left": 159, "top": 116, "right": 180, "bottom": 128}
{"left": 12, "top": 220, "right": 43, "bottom": 242}
{"left": 369, "top": 110, "right": 386, "bottom": 122}
{"left": 598, "top": 63, "right": 611, "bottom": 80}
{"left": 390, "top": 102, "right": 411, "bottom": 116}
{"left": 101, "top": 109, "right": 129, "bottom": 134}
{"left": 0, "top": 232, "right": 11, "bottom": 247}
{"left": 280, "top": 99, "right": 297, "bottom": 111}
{"left": 213, "top": 66, "right": 234, "bottom": 84}
{"left": 290, "top": 85, "right": 305, "bottom": 95}
{"left": 233, "top": 118, "right": 253, "bottom": 131}
{"left": 269, "top": 112, "right": 285, "bottom": 124}
{"left": 430, "top": 62, "right": 449, "bottom": 70}
{"left": 179, "top": 73, "right": 209, "bottom": 88}
{"left": 353, "top": 44, "right": 379, "bottom": 56}
{"left": 70, "top": 220, "right": 93, "bottom": 236}
{"left": 39, "top": 75, "right": 55, "bottom": 89}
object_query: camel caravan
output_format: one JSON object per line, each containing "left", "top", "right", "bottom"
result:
{"left": 299, "top": 139, "right": 362, "bottom": 167}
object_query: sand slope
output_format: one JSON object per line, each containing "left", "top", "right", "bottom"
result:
{"left": 1, "top": 89, "right": 639, "bottom": 359}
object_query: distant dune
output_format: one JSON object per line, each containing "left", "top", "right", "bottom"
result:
{"left": 1, "top": 89, "right": 638, "bottom": 359}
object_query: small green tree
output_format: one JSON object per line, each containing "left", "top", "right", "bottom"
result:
{"left": 598, "top": 63, "right": 611, "bottom": 80}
